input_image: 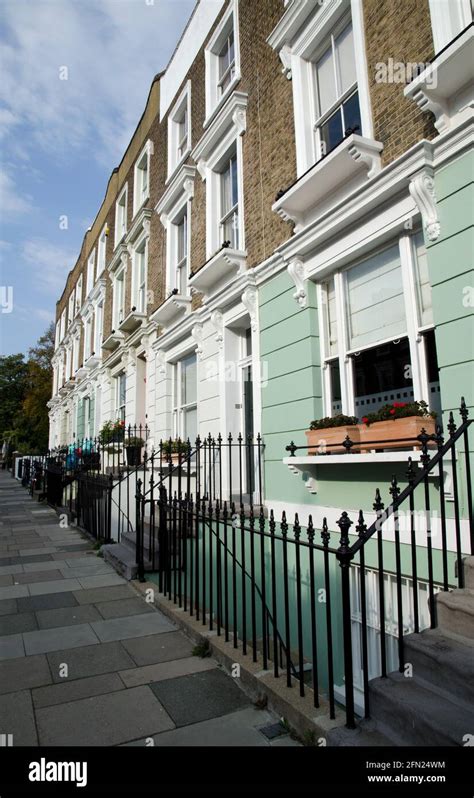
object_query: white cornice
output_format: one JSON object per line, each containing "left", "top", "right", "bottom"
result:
{"left": 125, "top": 206, "right": 152, "bottom": 246}
{"left": 155, "top": 165, "right": 196, "bottom": 225}
{"left": 191, "top": 91, "right": 248, "bottom": 171}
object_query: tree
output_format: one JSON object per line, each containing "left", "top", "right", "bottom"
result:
{"left": 0, "top": 353, "right": 28, "bottom": 442}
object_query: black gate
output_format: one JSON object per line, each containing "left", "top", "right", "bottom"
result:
{"left": 76, "top": 471, "right": 112, "bottom": 542}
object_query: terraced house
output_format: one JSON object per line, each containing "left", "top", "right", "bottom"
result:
{"left": 44, "top": 0, "right": 474, "bottom": 745}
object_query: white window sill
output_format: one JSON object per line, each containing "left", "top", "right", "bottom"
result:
{"left": 84, "top": 354, "right": 101, "bottom": 370}
{"left": 272, "top": 133, "right": 383, "bottom": 232}
{"left": 150, "top": 292, "right": 192, "bottom": 330}
{"left": 119, "top": 309, "right": 146, "bottom": 333}
{"left": 188, "top": 246, "right": 246, "bottom": 298}
{"left": 404, "top": 25, "right": 474, "bottom": 134}
{"left": 102, "top": 330, "right": 124, "bottom": 351}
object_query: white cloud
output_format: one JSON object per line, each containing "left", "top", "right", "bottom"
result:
{"left": 21, "top": 237, "right": 78, "bottom": 294}
{"left": 0, "top": 169, "right": 34, "bottom": 215}
{"left": 1, "top": 0, "right": 196, "bottom": 168}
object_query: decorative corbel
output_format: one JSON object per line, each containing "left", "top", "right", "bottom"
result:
{"left": 232, "top": 107, "right": 247, "bottom": 136}
{"left": 142, "top": 218, "right": 151, "bottom": 237}
{"left": 183, "top": 178, "right": 195, "bottom": 201}
{"left": 197, "top": 159, "right": 208, "bottom": 181}
{"left": 241, "top": 287, "right": 258, "bottom": 331}
{"left": 287, "top": 259, "right": 307, "bottom": 308}
{"left": 409, "top": 170, "right": 440, "bottom": 241}
{"left": 210, "top": 309, "right": 224, "bottom": 350}
{"left": 191, "top": 322, "right": 204, "bottom": 359}
{"left": 126, "top": 243, "right": 134, "bottom": 260}
{"left": 279, "top": 45, "right": 292, "bottom": 80}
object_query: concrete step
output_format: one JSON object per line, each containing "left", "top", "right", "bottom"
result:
{"left": 403, "top": 629, "right": 474, "bottom": 704}
{"left": 463, "top": 556, "right": 474, "bottom": 589}
{"left": 369, "top": 671, "right": 474, "bottom": 746}
{"left": 327, "top": 721, "right": 395, "bottom": 747}
{"left": 436, "top": 588, "right": 474, "bottom": 640}
{"left": 121, "top": 529, "right": 158, "bottom": 560}
{"left": 101, "top": 543, "right": 154, "bottom": 580}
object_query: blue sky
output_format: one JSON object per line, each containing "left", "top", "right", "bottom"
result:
{"left": 0, "top": 0, "right": 195, "bottom": 357}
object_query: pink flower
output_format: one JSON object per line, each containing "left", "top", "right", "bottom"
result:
{"left": 390, "top": 408, "right": 396, "bottom": 415}
{"left": 362, "top": 416, "right": 368, "bottom": 424}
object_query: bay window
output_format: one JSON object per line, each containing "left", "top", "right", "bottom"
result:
{"left": 172, "top": 353, "right": 197, "bottom": 442}
{"left": 220, "top": 152, "right": 239, "bottom": 248}
{"left": 320, "top": 233, "right": 440, "bottom": 419}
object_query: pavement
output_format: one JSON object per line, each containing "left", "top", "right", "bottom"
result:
{"left": 0, "top": 469, "right": 299, "bottom": 747}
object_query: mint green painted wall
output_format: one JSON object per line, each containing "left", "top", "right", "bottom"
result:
{"left": 428, "top": 150, "right": 474, "bottom": 417}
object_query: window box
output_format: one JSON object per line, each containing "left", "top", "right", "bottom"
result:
{"left": 150, "top": 293, "right": 192, "bottom": 330}
{"left": 273, "top": 133, "right": 383, "bottom": 230}
{"left": 119, "top": 309, "right": 146, "bottom": 333}
{"left": 359, "top": 416, "right": 436, "bottom": 452}
{"left": 306, "top": 424, "right": 359, "bottom": 454}
{"left": 189, "top": 246, "right": 246, "bottom": 298}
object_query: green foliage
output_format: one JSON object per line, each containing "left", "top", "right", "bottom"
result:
{"left": 125, "top": 436, "right": 145, "bottom": 447}
{"left": 309, "top": 413, "right": 359, "bottom": 430}
{"left": 192, "top": 640, "right": 211, "bottom": 658}
{"left": 98, "top": 420, "right": 125, "bottom": 444}
{"left": 0, "top": 323, "right": 54, "bottom": 454}
{"left": 361, "top": 400, "right": 436, "bottom": 425}
{"left": 161, "top": 438, "right": 190, "bottom": 455}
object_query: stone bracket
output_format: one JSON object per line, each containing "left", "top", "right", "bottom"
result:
{"left": 409, "top": 169, "right": 440, "bottom": 242}
{"left": 287, "top": 258, "right": 307, "bottom": 308}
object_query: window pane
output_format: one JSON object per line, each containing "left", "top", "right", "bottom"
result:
{"left": 353, "top": 338, "right": 413, "bottom": 419}
{"left": 316, "top": 45, "right": 336, "bottom": 116}
{"left": 221, "top": 161, "right": 232, "bottom": 215}
{"left": 329, "top": 359, "right": 342, "bottom": 415}
{"left": 231, "top": 156, "right": 238, "bottom": 207}
{"left": 335, "top": 23, "right": 356, "bottom": 95}
{"left": 326, "top": 278, "right": 338, "bottom": 356}
{"left": 182, "top": 353, "right": 197, "bottom": 406}
{"left": 223, "top": 211, "right": 239, "bottom": 248}
{"left": 184, "top": 406, "right": 197, "bottom": 443}
{"left": 320, "top": 108, "right": 343, "bottom": 156}
{"left": 346, "top": 245, "right": 406, "bottom": 350}
{"left": 342, "top": 91, "right": 361, "bottom": 136}
{"left": 413, "top": 231, "right": 433, "bottom": 326}
{"left": 177, "top": 215, "right": 187, "bottom": 263}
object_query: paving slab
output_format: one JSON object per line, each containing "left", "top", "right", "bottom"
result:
{"left": 119, "top": 655, "right": 216, "bottom": 688}
{"left": 15, "top": 569, "right": 64, "bottom": 584}
{"left": 28, "top": 578, "right": 82, "bottom": 596}
{"left": 36, "top": 604, "right": 103, "bottom": 630}
{"left": 0, "top": 632, "right": 25, "bottom": 660}
{"left": 47, "top": 641, "right": 135, "bottom": 682}
{"left": 0, "top": 612, "right": 38, "bottom": 636}
{"left": 36, "top": 685, "right": 175, "bottom": 746}
{"left": 19, "top": 547, "right": 57, "bottom": 556}
{"left": 124, "top": 707, "right": 275, "bottom": 747}
{"left": 0, "top": 565, "right": 24, "bottom": 576}
{"left": 76, "top": 573, "right": 127, "bottom": 590}
{"left": 0, "top": 690, "right": 38, "bottom": 745}
{"left": 149, "top": 668, "right": 250, "bottom": 727}
{"left": 121, "top": 631, "right": 195, "bottom": 666}
{"left": 32, "top": 672, "right": 126, "bottom": 709}
{"left": 73, "top": 585, "right": 133, "bottom": 605}
{"left": 0, "top": 584, "right": 28, "bottom": 600}
{"left": 20, "top": 554, "right": 54, "bottom": 564}
{"left": 0, "top": 653, "right": 52, "bottom": 694}
{"left": 95, "top": 597, "right": 154, "bottom": 620}
{"left": 58, "top": 563, "right": 114, "bottom": 579}
{"left": 0, "top": 599, "right": 17, "bottom": 617}
{"left": 0, "top": 574, "right": 13, "bottom": 586}
{"left": 90, "top": 612, "right": 175, "bottom": 643}
{"left": 17, "top": 591, "right": 79, "bottom": 613}
{"left": 23, "top": 623, "right": 100, "bottom": 655}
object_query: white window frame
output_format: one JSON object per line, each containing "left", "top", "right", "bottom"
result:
{"left": 116, "top": 372, "right": 126, "bottom": 423}
{"left": 428, "top": 0, "right": 472, "bottom": 53}
{"left": 68, "top": 291, "right": 75, "bottom": 327}
{"left": 86, "top": 250, "right": 95, "bottom": 296}
{"left": 132, "top": 234, "right": 148, "bottom": 313}
{"left": 59, "top": 309, "right": 66, "bottom": 342}
{"left": 94, "top": 300, "right": 104, "bottom": 354}
{"left": 75, "top": 275, "right": 83, "bottom": 315}
{"left": 83, "top": 313, "right": 93, "bottom": 362}
{"left": 318, "top": 231, "right": 437, "bottom": 418}
{"left": 218, "top": 150, "right": 240, "bottom": 249}
{"left": 114, "top": 184, "right": 128, "bottom": 248}
{"left": 72, "top": 334, "right": 79, "bottom": 375}
{"left": 281, "top": 0, "right": 374, "bottom": 176}
{"left": 204, "top": 0, "right": 241, "bottom": 123}
{"left": 97, "top": 226, "right": 107, "bottom": 278}
{"left": 172, "top": 352, "right": 198, "bottom": 441}
{"left": 113, "top": 265, "right": 126, "bottom": 329}
{"left": 55, "top": 321, "right": 60, "bottom": 350}
{"left": 167, "top": 81, "right": 192, "bottom": 180}
{"left": 133, "top": 140, "right": 153, "bottom": 217}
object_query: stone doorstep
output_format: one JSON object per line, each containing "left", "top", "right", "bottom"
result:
{"left": 130, "top": 580, "right": 345, "bottom": 744}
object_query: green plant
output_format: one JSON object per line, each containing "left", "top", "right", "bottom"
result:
{"left": 161, "top": 438, "right": 190, "bottom": 455}
{"left": 192, "top": 640, "right": 211, "bottom": 658}
{"left": 361, "top": 400, "right": 436, "bottom": 425}
{"left": 125, "top": 436, "right": 145, "bottom": 447}
{"left": 309, "top": 413, "right": 358, "bottom": 430}
{"left": 98, "top": 419, "right": 125, "bottom": 444}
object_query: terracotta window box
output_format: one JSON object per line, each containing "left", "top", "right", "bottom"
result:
{"left": 306, "top": 425, "right": 359, "bottom": 454}
{"left": 358, "top": 416, "right": 436, "bottom": 452}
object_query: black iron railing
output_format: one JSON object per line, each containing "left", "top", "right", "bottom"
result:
{"left": 136, "top": 400, "right": 473, "bottom": 730}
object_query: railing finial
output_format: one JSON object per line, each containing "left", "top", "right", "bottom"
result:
{"left": 460, "top": 396, "right": 468, "bottom": 423}
{"left": 321, "top": 517, "right": 330, "bottom": 547}
{"left": 373, "top": 488, "right": 384, "bottom": 512}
